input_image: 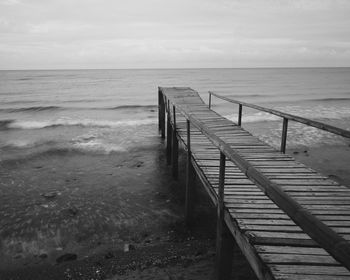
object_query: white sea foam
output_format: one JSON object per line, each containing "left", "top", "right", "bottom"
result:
{"left": 225, "top": 112, "right": 280, "bottom": 123}
{"left": 4, "top": 140, "right": 35, "bottom": 148}
{"left": 72, "top": 139, "right": 127, "bottom": 154}
{"left": 7, "top": 118, "right": 157, "bottom": 130}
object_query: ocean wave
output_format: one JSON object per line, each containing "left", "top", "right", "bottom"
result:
{"left": 1, "top": 106, "right": 62, "bottom": 113}
{"left": 225, "top": 112, "right": 280, "bottom": 123}
{"left": 226, "top": 94, "right": 271, "bottom": 99}
{"left": 1, "top": 118, "right": 157, "bottom": 130}
{"left": 1, "top": 139, "right": 57, "bottom": 150}
{"left": 108, "top": 105, "right": 157, "bottom": 111}
{"left": 0, "top": 119, "right": 15, "bottom": 130}
{"left": 0, "top": 141, "right": 127, "bottom": 162}
{"left": 306, "top": 97, "right": 350, "bottom": 102}
{"left": 72, "top": 139, "right": 127, "bottom": 154}
{"left": 0, "top": 104, "right": 157, "bottom": 113}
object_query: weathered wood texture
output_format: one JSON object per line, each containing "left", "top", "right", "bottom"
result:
{"left": 159, "top": 87, "right": 350, "bottom": 280}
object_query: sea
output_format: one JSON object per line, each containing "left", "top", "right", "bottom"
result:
{"left": 1, "top": 67, "right": 350, "bottom": 160}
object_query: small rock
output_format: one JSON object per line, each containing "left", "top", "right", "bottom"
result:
{"left": 329, "top": 174, "right": 340, "bottom": 181}
{"left": 131, "top": 161, "right": 144, "bottom": 168}
{"left": 104, "top": 252, "right": 114, "bottom": 259}
{"left": 41, "top": 191, "right": 60, "bottom": 199}
{"left": 39, "top": 253, "right": 48, "bottom": 259}
{"left": 293, "top": 151, "right": 299, "bottom": 155}
{"left": 67, "top": 207, "right": 78, "bottom": 216}
{"left": 56, "top": 253, "right": 77, "bottom": 264}
{"left": 195, "top": 250, "right": 203, "bottom": 256}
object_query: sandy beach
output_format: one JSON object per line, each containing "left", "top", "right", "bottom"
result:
{"left": 0, "top": 141, "right": 256, "bottom": 280}
{"left": 0, "top": 137, "right": 349, "bottom": 279}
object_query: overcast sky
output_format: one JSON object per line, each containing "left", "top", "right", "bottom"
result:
{"left": 1, "top": 0, "right": 350, "bottom": 69}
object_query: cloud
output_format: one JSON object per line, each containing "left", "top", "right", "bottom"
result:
{"left": 0, "top": 0, "right": 350, "bottom": 69}
{"left": 0, "top": 0, "right": 20, "bottom": 5}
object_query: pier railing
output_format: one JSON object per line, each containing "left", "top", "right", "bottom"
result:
{"left": 208, "top": 91, "right": 350, "bottom": 153}
{"left": 158, "top": 88, "right": 350, "bottom": 273}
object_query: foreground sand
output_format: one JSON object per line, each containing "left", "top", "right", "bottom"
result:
{"left": 0, "top": 141, "right": 348, "bottom": 280}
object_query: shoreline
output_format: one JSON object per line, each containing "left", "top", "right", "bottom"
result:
{"left": 0, "top": 140, "right": 349, "bottom": 279}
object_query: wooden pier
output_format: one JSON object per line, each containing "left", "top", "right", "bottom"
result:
{"left": 158, "top": 87, "right": 350, "bottom": 280}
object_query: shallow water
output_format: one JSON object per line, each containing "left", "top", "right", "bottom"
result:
{"left": 1, "top": 68, "right": 350, "bottom": 160}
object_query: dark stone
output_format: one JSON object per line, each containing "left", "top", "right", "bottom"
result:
{"left": 41, "top": 192, "right": 57, "bottom": 199}
{"left": 56, "top": 253, "right": 77, "bottom": 263}
{"left": 67, "top": 207, "right": 78, "bottom": 216}
{"left": 293, "top": 151, "right": 299, "bottom": 155}
{"left": 329, "top": 174, "right": 341, "bottom": 181}
{"left": 104, "top": 252, "right": 114, "bottom": 259}
{"left": 39, "top": 253, "right": 48, "bottom": 259}
{"left": 131, "top": 161, "right": 144, "bottom": 168}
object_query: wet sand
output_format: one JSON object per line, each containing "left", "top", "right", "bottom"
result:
{"left": 0, "top": 142, "right": 257, "bottom": 280}
{"left": 291, "top": 144, "right": 350, "bottom": 187}
{"left": 0, "top": 141, "right": 349, "bottom": 279}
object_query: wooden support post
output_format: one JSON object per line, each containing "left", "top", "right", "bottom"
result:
{"left": 158, "top": 88, "right": 165, "bottom": 139}
{"left": 238, "top": 104, "right": 242, "bottom": 127}
{"left": 209, "top": 92, "right": 212, "bottom": 109}
{"left": 185, "top": 119, "right": 195, "bottom": 226}
{"left": 281, "top": 117, "right": 288, "bottom": 153}
{"left": 216, "top": 152, "right": 234, "bottom": 280}
{"left": 172, "top": 105, "right": 178, "bottom": 179}
{"left": 166, "top": 101, "right": 172, "bottom": 165}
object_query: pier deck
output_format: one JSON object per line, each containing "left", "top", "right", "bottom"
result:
{"left": 158, "top": 87, "right": 350, "bottom": 280}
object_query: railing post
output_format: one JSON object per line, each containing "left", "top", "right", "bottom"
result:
{"left": 172, "top": 105, "right": 178, "bottom": 179}
{"left": 238, "top": 104, "right": 242, "bottom": 127}
{"left": 166, "top": 100, "right": 172, "bottom": 165}
{"left": 185, "top": 119, "right": 195, "bottom": 226}
{"left": 216, "top": 152, "right": 234, "bottom": 280}
{"left": 209, "top": 92, "right": 212, "bottom": 109}
{"left": 158, "top": 87, "right": 165, "bottom": 138}
{"left": 281, "top": 117, "right": 288, "bottom": 154}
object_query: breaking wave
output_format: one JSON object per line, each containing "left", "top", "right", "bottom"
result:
{"left": 0, "top": 118, "right": 157, "bottom": 130}
{"left": 225, "top": 112, "right": 280, "bottom": 123}
{"left": 1, "top": 106, "right": 62, "bottom": 113}
{"left": 306, "top": 97, "right": 350, "bottom": 102}
{"left": 0, "top": 104, "right": 157, "bottom": 113}
{"left": 108, "top": 105, "right": 157, "bottom": 110}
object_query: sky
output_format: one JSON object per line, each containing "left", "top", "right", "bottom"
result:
{"left": 0, "top": 0, "right": 350, "bottom": 69}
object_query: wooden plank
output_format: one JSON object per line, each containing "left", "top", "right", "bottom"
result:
{"left": 256, "top": 246, "right": 328, "bottom": 255}
{"left": 271, "top": 265, "right": 350, "bottom": 276}
{"left": 274, "top": 273, "right": 350, "bottom": 279}
{"left": 260, "top": 253, "right": 339, "bottom": 265}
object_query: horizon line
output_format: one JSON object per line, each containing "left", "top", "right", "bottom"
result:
{"left": 1, "top": 66, "right": 350, "bottom": 71}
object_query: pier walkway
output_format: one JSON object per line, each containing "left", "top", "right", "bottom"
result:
{"left": 158, "top": 87, "right": 350, "bottom": 280}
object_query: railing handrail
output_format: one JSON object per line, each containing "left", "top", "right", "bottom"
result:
{"left": 160, "top": 90, "right": 350, "bottom": 271}
{"left": 209, "top": 91, "right": 350, "bottom": 139}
